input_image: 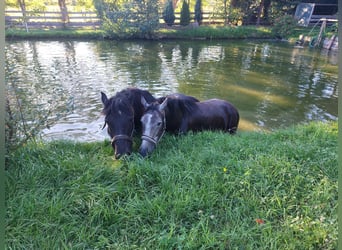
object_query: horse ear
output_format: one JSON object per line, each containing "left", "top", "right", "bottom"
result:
{"left": 157, "top": 96, "right": 166, "bottom": 104}
{"left": 101, "top": 92, "right": 109, "bottom": 106}
{"left": 159, "top": 97, "right": 168, "bottom": 111}
{"left": 141, "top": 96, "right": 150, "bottom": 109}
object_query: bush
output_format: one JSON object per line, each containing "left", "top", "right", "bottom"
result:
{"left": 5, "top": 83, "right": 66, "bottom": 164}
{"left": 162, "top": 0, "right": 175, "bottom": 26}
{"left": 180, "top": 0, "right": 190, "bottom": 26}
{"left": 95, "top": 0, "right": 159, "bottom": 39}
{"left": 5, "top": 51, "right": 69, "bottom": 164}
{"left": 271, "top": 15, "right": 298, "bottom": 39}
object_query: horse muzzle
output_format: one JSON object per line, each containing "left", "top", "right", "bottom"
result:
{"left": 111, "top": 134, "right": 133, "bottom": 159}
{"left": 139, "top": 135, "right": 157, "bottom": 157}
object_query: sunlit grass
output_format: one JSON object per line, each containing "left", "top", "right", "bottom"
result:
{"left": 5, "top": 28, "right": 105, "bottom": 39}
{"left": 159, "top": 25, "right": 272, "bottom": 39}
{"left": 6, "top": 121, "right": 337, "bottom": 249}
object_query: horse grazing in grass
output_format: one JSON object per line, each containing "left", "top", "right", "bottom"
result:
{"left": 101, "top": 87, "right": 156, "bottom": 159}
{"left": 139, "top": 93, "right": 200, "bottom": 157}
{"left": 139, "top": 94, "right": 239, "bottom": 157}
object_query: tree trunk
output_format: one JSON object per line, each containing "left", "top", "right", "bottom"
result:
{"left": 263, "top": 0, "right": 271, "bottom": 24}
{"left": 224, "top": 0, "right": 228, "bottom": 25}
{"left": 58, "top": 0, "right": 69, "bottom": 27}
{"left": 17, "top": 0, "right": 28, "bottom": 32}
{"left": 230, "top": 0, "right": 238, "bottom": 8}
{"left": 256, "top": 0, "right": 264, "bottom": 25}
{"left": 172, "top": 0, "right": 179, "bottom": 9}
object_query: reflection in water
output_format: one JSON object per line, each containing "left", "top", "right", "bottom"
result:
{"left": 5, "top": 40, "right": 338, "bottom": 142}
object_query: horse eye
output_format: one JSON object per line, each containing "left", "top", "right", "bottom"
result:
{"left": 157, "top": 122, "right": 162, "bottom": 126}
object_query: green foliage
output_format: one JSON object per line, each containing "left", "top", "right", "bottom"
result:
{"left": 6, "top": 0, "right": 48, "bottom": 12}
{"left": 271, "top": 15, "right": 298, "bottom": 38}
{"left": 5, "top": 49, "right": 69, "bottom": 162}
{"left": 5, "top": 84, "right": 65, "bottom": 161}
{"left": 5, "top": 0, "right": 19, "bottom": 8}
{"left": 179, "top": 0, "right": 190, "bottom": 26}
{"left": 92, "top": 0, "right": 107, "bottom": 18}
{"left": 27, "top": 0, "right": 47, "bottom": 12}
{"left": 74, "top": 0, "right": 95, "bottom": 11}
{"left": 102, "top": 10, "right": 134, "bottom": 39}
{"left": 6, "top": 122, "right": 337, "bottom": 248}
{"left": 162, "top": 0, "right": 175, "bottom": 27}
{"left": 227, "top": 8, "right": 244, "bottom": 25}
{"left": 94, "top": 0, "right": 159, "bottom": 39}
{"left": 194, "top": 0, "right": 203, "bottom": 25}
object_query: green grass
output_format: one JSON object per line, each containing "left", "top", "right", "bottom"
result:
{"left": 158, "top": 25, "right": 272, "bottom": 39}
{"left": 5, "top": 23, "right": 337, "bottom": 41}
{"left": 6, "top": 25, "right": 274, "bottom": 40}
{"left": 5, "top": 27, "right": 106, "bottom": 40}
{"left": 6, "top": 122, "right": 337, "bottom": 249}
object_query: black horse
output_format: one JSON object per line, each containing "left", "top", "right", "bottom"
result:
{"left": 139, "top": 95, "right": 239, "bottom": 157}
{"left": 101, "top": 87, "right": 156, "bottom": 159}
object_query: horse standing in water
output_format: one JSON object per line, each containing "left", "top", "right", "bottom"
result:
{"left": 139, "top": 94, "right": 239, "bottom": 157}
{"left": 101, "top": 87, "right": 156, "bottom": 159}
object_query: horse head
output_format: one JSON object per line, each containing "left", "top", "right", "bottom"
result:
{"left": 139, "top": 96, "right": 168, "bottom": 157}
{"left": 101, "top": 91, "right": 134, "bottom": 159}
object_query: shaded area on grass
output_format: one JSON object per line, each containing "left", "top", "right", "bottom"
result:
{"left": 6, "top": 122, "right": 337, "bottom": 249}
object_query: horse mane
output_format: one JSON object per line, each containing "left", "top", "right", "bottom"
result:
{"left": 160, "top": 93, "right": 199, "bottom": 115}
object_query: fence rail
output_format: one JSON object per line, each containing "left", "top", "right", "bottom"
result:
{"left": 5, "top": 10, "right": 101, "bottom": 28}
{"left": 5, "top": 10, "right": 226, "bottom": 28}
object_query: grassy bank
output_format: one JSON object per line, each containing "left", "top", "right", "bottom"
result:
{"left": 5, "top": 27, "right": 106, "bottom": 40}
{"left": 6, "top": 121, "right": 337, "bottom": 249}
{"left": 5, "top": 25, "right": 300, "bottom": 40}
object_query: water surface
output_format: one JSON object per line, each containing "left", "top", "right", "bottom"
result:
{"left": 5, "top": 39, "right": 338, "bottom": 141}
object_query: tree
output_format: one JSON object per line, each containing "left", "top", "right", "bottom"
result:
{"left": 256, "top": 0, "right": 264, "bottom": 25}
{"left": 17, "top": 0, "right": 28, "bottom": 31}
{"left": 263, "top": 0, "right": 271, "bottom": 23}
{"left": 58, "top": 0, "right": 69, "bottom": 26}
{"left": 194, "top": 0, "right": 202, "bottom": 25}
{"left": 163, "top": 0, "right": 176, "bottom": 26}
{"left": 179, "top": 0, "right": 190, "bottom": 26}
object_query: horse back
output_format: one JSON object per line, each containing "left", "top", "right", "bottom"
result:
{"left": 187, "top": 99, "right": 239, "bottom": 133}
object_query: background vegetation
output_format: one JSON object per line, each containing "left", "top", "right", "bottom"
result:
{"left": 6, "top": 0, "right": 333, "bottom": 38}
{"left": 6, "top": 122, "right": 337, "bottom": 249}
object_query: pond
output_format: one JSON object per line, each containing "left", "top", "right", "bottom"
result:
{"left": 5, "top": 39, "right": 338, "bottom": 142}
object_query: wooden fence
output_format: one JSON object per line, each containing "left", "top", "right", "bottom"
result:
{"left": 5, "top": 10, "right": 226, "bottom": 28}
{"left": 5, "top": 10, "right": 101, "bottom": 28}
